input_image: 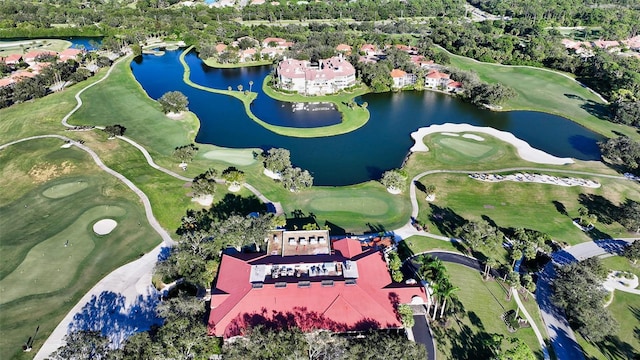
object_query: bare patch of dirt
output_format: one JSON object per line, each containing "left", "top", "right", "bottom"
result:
{"left": 28, "top": 161, "right": 75, "bottom": 183}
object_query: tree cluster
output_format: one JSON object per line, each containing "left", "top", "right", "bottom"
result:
{"left": 552, "top": 258, "right": 618, "bottom": 342}
{"left": 173, "top": 143, "right": 199, "bottom": 163}
{"left": 380, "top": 169, "right": 407, "bottom": 192}
{"left": 416, "top": 255, "right": 460, "bottom": 320}
{"left": 598, "top": 136, "right": 640, "bottom": 175}
{"left": 222, "top": 326, "right": 427, "bottom": 360}
{"left": 262, "top": 148, "right": 313, "bottom": 192}
{"left": 191, "top": 168, "right": 218, "bottom": 198}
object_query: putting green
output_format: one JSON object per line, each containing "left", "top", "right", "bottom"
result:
{"left": 201, "top": 149, "right": 256, "bottom": 166}
{"left": 308, "top": 196, "right": 389, "bottom": 216}
{"left": 435, "top": 137, "right": 494, "bottom": 158}
{"left": 0, "top": 205, "right": 125, "bottom": 305}
{"left": 42, "top": 180, "right": 89, "bottom": 199}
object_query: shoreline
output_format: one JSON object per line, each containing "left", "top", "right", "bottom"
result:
{"left": 410, "top": 123, "right": 575, "bottom": 165}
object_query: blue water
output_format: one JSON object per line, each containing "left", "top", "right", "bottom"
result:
{"left": 67, "top": 37, "right": 101, "bottom": 50}
{"left": 130, "top": 50, "right": 605, "bottom": 186}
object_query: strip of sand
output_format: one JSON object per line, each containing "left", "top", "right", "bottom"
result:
{"left": 410, "top": 123, "right": 574, "bottom": 165}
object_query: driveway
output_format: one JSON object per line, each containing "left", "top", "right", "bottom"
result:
{"left": 412, "top": 313, "right": 436, "bottom": 360}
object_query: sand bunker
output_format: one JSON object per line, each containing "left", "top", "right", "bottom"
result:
{"left": 93, "top": 219, "right": 118, "bottom": 235}
{"left": 410, "top": 123, "right": 574, "bottom": 165}
{"left": 192, "top": 194, "right": 213, "bottom": 207}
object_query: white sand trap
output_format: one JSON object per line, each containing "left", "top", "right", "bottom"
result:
{"left": 166, "top": 111, "right": 185, "bottom": 119}
{"left": 441, "top": 132, "right": 460, "bottom": 137}
{"left": 60, "top": 143, "right": 73, "bottom": 148}
{"left": 263, "top": 168, "right": 282, "bottom": 180}
{"left": 192, "top": 194, "right": 213, "bottom": 207}
{"left": 228, "top": 184, "right": 242, "bottom": 192}
{"left": 410, "top": 123, "right": 574, "bottom": 165}
{"left": 93, "top": 219, "right": 118, "bottom": 235}
{"left": 462, "top": 134, "right": 484, "bottom": 141}
{"left": 386, "top": 187, "right": 402, "bottom": 194}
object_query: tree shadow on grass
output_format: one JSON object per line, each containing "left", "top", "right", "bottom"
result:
{"left": 552, "top": 200, "right": 568, "bottom": 216}
{"left": 579, "top": 99, "right": 611, "bottom": 121}
{"left": 68, "top": 290, "right": 161, "bottom": 348}
{"left": 591, "top": 335, "right": 636, "bottom": 360}
{"left": 208, "top": 193, "right": 264, "bottom": 219}
{"left": 578, "top": 193, "right": 620, "bottom": 225}
{"left": 428, "top": 204, "right": 466, "bottom": 237}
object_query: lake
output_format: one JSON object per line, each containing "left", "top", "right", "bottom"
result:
{"left": 131, "top": 50, "right": 605, "bottom": 186}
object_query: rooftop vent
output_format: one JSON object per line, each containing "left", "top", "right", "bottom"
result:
{"left": 275, "top": 282, "right": 287, "bottom": 288}
{"left": 298, "top": 281, "right": 311, "bottom": 288}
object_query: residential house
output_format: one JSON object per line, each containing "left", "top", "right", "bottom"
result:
{"left": 276, "top": 55, "right": 356, "bottom": 95}
{"left": 59, "top": 48, "right": 83, "bottom": 61}
{"left": 360, "top": 44, "right": 378, "bottom": 56}
{"left": 3, "top": 54, "right": 23, "bottom": 65}
{"left": 207, "top": 232, "right": 427, "bottom": 338}
{"left": 336, "top": 44, "right": 352, "bottom": 55}
{"left": 425, "top": 69, "right": 463, "bottom": 93}
{"left": 390, "top": 69, "right": 416, "bottom": 89}
{"left": 23, "top": 50, "right": 57, "bottom": 65}
{"left": 0, "top": 77, "right": 15, "bottom": 88}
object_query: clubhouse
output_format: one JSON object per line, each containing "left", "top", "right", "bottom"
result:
{"left": 207, "top": 230, "right": 427, "bottom": 338}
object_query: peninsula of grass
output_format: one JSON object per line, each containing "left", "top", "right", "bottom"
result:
{"left": 437, "top": 47, "right": 639, "bottom": 140}
{"left": 179, "top": 47, "right": 371, "bottom": 138}
{"left": 432, "top": 263, "right": 543, "bottom": 360}
{"left": 404, "top": 133, "right": 640, "bottom": 244}
{"left": 202, "top": 57, "right": 273, "bottom": 68}
{"left": 0, "top": 140, "right": 161, "bottom": 360}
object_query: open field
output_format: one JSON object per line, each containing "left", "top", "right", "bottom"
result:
{"left": 0, "top": 39, "right": 71, "bottom": 57}
{"left": 576, "top": 288, "right": 640, "bottom": 360}
{"left": 0, "top": 139, "right": 161, "bottom": 359}
{"left": 432, "top": 263, "right": 543, "bottom": 359}
{"left": 601, "top": 256, "right": 640, "bottom": 283}
{"left": 440, "top": 48, "right": 639, "bottom": 140}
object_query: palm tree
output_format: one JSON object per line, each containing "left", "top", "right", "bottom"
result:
{"left": 484, "top": 257, "right": 498, "bottom": 278}
{"left": 430, "top": 282, "right": 440, "bottom": 320}
{"left": 439, "top": 281, "right": 460, "bottom": 318}
{"left": 510, "top": 249, "right": 523, "bottom": 268}
{"left": 237, "top": 84, "right": 243, "bottom": 92}
{"left": 578, "top": 207, "right": 588, "bottom": 224}
{"left": 505, "top": 271, "right": 520, "bottom": 301}
{"left": 249, "top": 80, "right": 254, "bottom": 92}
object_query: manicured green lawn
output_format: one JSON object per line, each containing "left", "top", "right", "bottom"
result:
{"left": 435, "top": 136, "right": 497, "bottom": 159}
{"left": 441, "top": 48, "right": 639, "bottom": 140}
{"left": 405, "top": 133, "right": 640, "bottom": 246}
{"left": 432, "top": 263, "right": 543, "bottom": 359}
{"left": 576, "top": 288, "right": 640, "bottom": 360}
{"left": 0, "top": 140, "right": 161, "bottom": 360}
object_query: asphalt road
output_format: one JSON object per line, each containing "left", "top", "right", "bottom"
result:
{"left": 413, "top": 314, "right": 436, "bottom": 360}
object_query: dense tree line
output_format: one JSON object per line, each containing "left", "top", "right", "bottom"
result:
{"left": 598, "top": 136, "right": 640, "bottom": 174}
{"left": 552, "top": 258, "right": 618, "bottom": 342}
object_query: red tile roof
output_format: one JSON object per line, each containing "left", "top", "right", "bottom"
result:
{"left": 24, "top": 50, "right": 57, "bottom": 61}
{"left": 336, "top": 44, "right": 352, "bottom": 52}
{"left": 0, "top": 78, "right": 15, "bottom": 87}
{"left": 390, "top": 69, "right": 407, "bottom": 78}
{"left": 332, "top": 238, "right": 362, "bottom": 258}
{"left": 426, "top": 69, "right": 450, "bottom": 79}
{"left": 208, "top": 243, "right": 426, "bottom": 338}
{"left": 4, "top": 54, "right": 23, "bottom": 63}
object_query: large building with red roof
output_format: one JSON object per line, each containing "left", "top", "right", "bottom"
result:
{"left": 207, "top": 233, "right": 427, "bottom": 338}
{"left": 276, "top": 56, "right": 356, "bottom": 95}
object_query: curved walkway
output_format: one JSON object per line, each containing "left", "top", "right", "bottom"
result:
{"left": 0, "top": 135, "right": 175, "bottom": 359}
{"left": 404, "top": 251, "right": 550, "bottom": 359}
{"left": 61, "top": 54, "right": 132, "bottom": 128}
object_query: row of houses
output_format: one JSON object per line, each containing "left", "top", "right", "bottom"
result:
{"left": 561, "top": 36, "right": 640, "bottom": 59}
{"left": 214, "top": 36, "right": 294, "bottom": 64}
{"left": 0, "top": 48, "right": 85, "bottom": 88}
{"left": 274, "top": 41, "right": 462, "bottom": 95}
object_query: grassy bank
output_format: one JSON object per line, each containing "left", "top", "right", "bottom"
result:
{"left": 0, "top": 140, "right": 161, "bottom": 359}
{"left": 179, "top": 47, "right": 370, "bottom": 138}
{"left": 439, "top": 47, "right": 639, "bottom": 140}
